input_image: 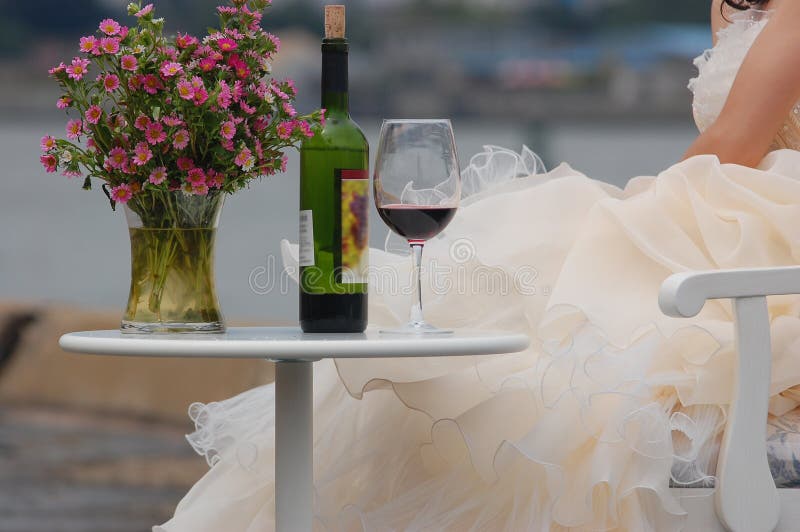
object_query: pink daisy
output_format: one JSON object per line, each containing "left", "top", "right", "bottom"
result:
{"left": 162, "top": 115, "right": 183, "bottom": 127}
{"left": 221, "top": 139, "right": 234, "bottom": 152}
{"left": 276, "top": 121, "right": 293, "bottom": 140}
{"left": 281, "top": 156, "right": 288, "bottom": 173}
{"left": 141, "top": 74, "right": 163, "bottom": 95}
{"left": 103, "top": 73, "right": 120, "bottom": 92}
{"left": 177, "top": 79, "right": 195, "bottom": 100}
{"left": 100, "top": 37, "right": 120, "bottom": 55}
{"left": 175, "top": 33, "right": 199, "bottom": 49}
{"left": 66, "top": 57, "right": 90, "bottom": 81}
{"left": 187, "top": 167, "right": 206, "bottom": 185}
{"left": 177, "top": 157, "right": 195, "bottom": 171}
{"left": 217, "top": 81, "right": 232, "bottom": 109}
{"left": 110, "top": 184, "right": 133, "bottom": 204}
{"left": 40, "top": 154, "right": 57, "bottom": 173}
{"left": 282, "top": 102, "right": 297, "bottom": 118}
{"left": 220, "top": 120, "right": 236, "bottom": 140}
{"left": 319, "top": 109, "right": 327, "bottom": 128}
{"left": 193, "top": 87, "right": 209, "bottom": 106}
{"left": 107, "top": 147, "right": 127, "bottom": 169}
{"left": 79, "top": 36, "right": 99, "bottom": 54}
{"left": 134, "top": 3, "right": 154, "bottom": 17}
{"left": 160, "top": 61, "right": 183, "bottom": 77}
{"left": 240, "top": 100, "right": 256, "bottom": 114}
{"left": 199, "top": 57, "right": 217, "bottom": 72}
{"left": 132, "top": 142, "right": 153, "bottom": 166}
{"left": 120, "top": 54, "right": 138, "bottom": 71}
{"left": 217, "top": 38, "right": 238, "bottom": 52}
{"left": 173, "top": 129, "right": 190, "bottom": 150}
{"left": 207, "top": 169, "right": 225, "bottom": 188}
{"left": 191, "top": 183, "right": 209, "bottom": 196}
{"left": 48, "top": 62, "right": 66, "bottom": 76}
{"left": 134, "top": 115, "right": 151, "bottom": 131}
{"left": 66, "top": 119, "right": 83, "bottom": 139}
{"left": 234, "top": 147, "right": 254, "bottom": 170}
{"left": 40, "top": 135, "right": 56, "bottom": 152}
{"left": 145, "top": 122, "right": 166, "bottom": 145}
{"left": 297, "top": 121, "right": 314, "bottom": 138}
{"left": 85, "top": 105, "right": 103, "bottom": 125}
{"left": 149, "top": 166, "right": 167, "bottom": 185}
{"left": 217, "top": 6, "right": 238, "bottom": 15}
{"left": 99, "top": 18, "right": 121, "bottom": 36}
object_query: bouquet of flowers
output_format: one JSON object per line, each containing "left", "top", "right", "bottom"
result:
{"left": 40, "top": 0, "right": 323, "bottom": 333}
{"left": 41, "top": 0, "right": 322, "bottom": 207}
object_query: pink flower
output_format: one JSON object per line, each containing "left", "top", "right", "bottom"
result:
{"left": 48, "top": 62, "right": 66, "bottom": 76}
{"left": 107, "top": 147, "right": 127, "bottom": 169}
{"left": 297, "top": 121, "right": 314, "bottom": 138}
{"left": 177, "top": 157, "right": 195, "bottom": 171}
{"left": 40, "top": 135, "right": 56, "bottom": 152}
{"left": 199, "top": 57, "right": 217, "bottom": 72}
{"left": 217, "top": 38, "right": 238, "bottom": 52}
{"left": 281, "top": 156, "right": 288, "bottom": 173}
{"left": 100, "top": 37, "right": 120, "bottom": 55}
{"left": 66, "top": 119, "right": 83, "bottom": 140}
{"left": 217, "top": 6, "right": 238, "bottom": 15}
{"left": 207, "top": 169, "right": 225, "bottom": 188}
{"left": 66, "top": 57, "right": 90, "bottom": 81}
{"left": 120, "top": 54, "right": 138, "bottom": 71}
{"left": 149, "top": 166, "right": 167, "bottom": 185}
{"left": 40, "top": 154, "right": 57, "bottom": 173}
{"left": 142, "top": 74, "right": 163, "bottom": 95}
{"left": 228, "top": 54, "right": 250, "bottom": 79}
{"left": 276, "top": 121, "right": 293, "bottom": 140}
{"left": 177, "top": 79, "right": 194, "bottom": 100}
{"left": 220, "top": 120, "right": 236, "bottom": 140}
{"left": 239, "top": 100, "right": 256, "bottom": 114}
{"left": 319, "top": 109, "right": 327, "bottom": 128}
{"left": 191, "top": 183, "right": 209, "bottom": 196}
{"left": 187, "top": 167, "right": 206, "bottom": 185}
{"left": 103, "top": 74, "right": 120, "bottom": 92}
{"left": 162, "top": 115, "right": 184, "bottom": 127}
{"left": 110, "top": 184, "right": 133, "bottom": 203}
{"left": 134, "top": 3, "right": 154, "bottom": 17}
{"left": 235, "top": 147, "right": 254, "bottom": 170}
{"left": 134, "top": 115, "right": 151, "bottom": 131}
{"left": 175, "top": 33, "right": 199, "bottom": 49}
{"left": 85, "top": 105, "right": 103, "bottom": 125}
{"left": 145, "top": 122, "right": 166, "bottom": 145}
{"left": 282, "top": 102, "right": 297, "bottom": 118}
{"left": 99, "top": 18, "right": 121, "bottom": 36}
{"left": 267, "top": 34, "right": 281, "bottom": 53}
{"left": 132, "top": 142, "right": 153, "bottom": 166}
{"left": 193, "top": 87, "right": 209, "bottom": 106}
{"left": 87, "top": 138, "right": 98, "bottom": 152}
{"left": 173, "top": 129, "right": 190, "bottom": 150}
{"left": 160, "top": 61, "right": 183, "bottom": 77}
{"left": 217, "top": 80, "right": 232, "bottom": 109}
{"left": 221, "top": 139, "right": 234, "bottom": 152}
{"left": 79, "top": 36, "right": 99, "bottom": 54}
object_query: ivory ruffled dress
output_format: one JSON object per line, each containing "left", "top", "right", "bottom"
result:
{"left": 158, "top": 10, "right": 800, "bottom": 531}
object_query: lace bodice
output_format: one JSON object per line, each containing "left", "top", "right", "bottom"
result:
{"left": 689, "top": 9, "right": 800, "bottom": 151}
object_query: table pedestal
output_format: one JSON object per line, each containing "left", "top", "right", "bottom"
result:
{"left": 275, "top": 361, "right": 313, "bottom": 532}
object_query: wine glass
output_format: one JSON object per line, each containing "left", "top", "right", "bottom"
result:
{"left": 374, "top": 119, "right": 461, "bottom": 334}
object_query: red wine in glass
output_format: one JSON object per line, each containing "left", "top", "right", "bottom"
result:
{"left": 377, "top": 204, "right": 457, "bottom": 241}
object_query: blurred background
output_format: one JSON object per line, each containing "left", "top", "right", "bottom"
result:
{"left": 0, "top": 0, "right": 711, "bottom": 530}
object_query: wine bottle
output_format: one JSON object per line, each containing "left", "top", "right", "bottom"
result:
{"left": 299, "top": 5, "right": 369, "bottom": 333}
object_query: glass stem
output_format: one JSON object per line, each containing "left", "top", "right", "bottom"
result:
{"left": 409, "top": 241, "right": 425, "bottom": 325}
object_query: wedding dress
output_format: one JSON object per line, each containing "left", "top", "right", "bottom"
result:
{"left": 157, "top": 9, "right": 800, "bottom": 531}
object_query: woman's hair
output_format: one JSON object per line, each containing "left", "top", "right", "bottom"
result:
{"left": 722, "top": 0, "right": 769, "bottom": 10}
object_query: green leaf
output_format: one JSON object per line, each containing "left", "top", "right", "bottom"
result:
{"left": 101, "top": 183, "right": 116, "bottom": 211}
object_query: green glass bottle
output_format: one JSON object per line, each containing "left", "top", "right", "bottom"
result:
{"left": 299, "top": 5, "right": 368, "bottom": 333}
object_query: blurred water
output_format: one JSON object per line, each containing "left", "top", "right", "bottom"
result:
{"left": 0, "top": 118, "right": 696, "bottom": 322}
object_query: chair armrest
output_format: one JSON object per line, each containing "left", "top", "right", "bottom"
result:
{"left": 659, "top": 266, "right": 800, "bottom": 317}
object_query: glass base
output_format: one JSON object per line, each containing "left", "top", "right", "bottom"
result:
{"left": 121, "top": 320, "right": 226, "bottom": 334}
{"left": 379, "top": 321, "right": 453, "bottom": 335}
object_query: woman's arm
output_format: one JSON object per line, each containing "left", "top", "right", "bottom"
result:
{"left": 684, "top": 1, "right": 800, "bottom": 166}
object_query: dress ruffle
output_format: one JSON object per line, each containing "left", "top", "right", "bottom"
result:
{"left": 157, "top": 149, "right": 800, "bottom": 531}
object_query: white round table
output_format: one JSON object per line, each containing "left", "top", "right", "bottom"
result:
{"left": 59, "top": 327, "right": 530, "bottom": 532}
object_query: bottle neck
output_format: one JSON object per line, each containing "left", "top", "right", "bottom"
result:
{"left": 321, "top": 39, "right": 349, "bottom": 115}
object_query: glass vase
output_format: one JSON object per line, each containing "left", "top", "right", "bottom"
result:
{"left": 121, "top": 190, "right": 225, "bottom": 334}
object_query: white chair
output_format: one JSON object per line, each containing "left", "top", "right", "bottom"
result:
{"left": 660, "top": 267, "right": 800, "bottom": 532}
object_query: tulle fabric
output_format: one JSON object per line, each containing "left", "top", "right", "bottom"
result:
{"left": 156, "top": 148, "right": 800, "bottom": 532}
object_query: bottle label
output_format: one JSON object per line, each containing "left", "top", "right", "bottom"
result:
{"left": 339, "top": 169, "right": 369, "bottom": 284}
{"left": 298, "top": 210, "right": 315, "bottom": 267}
